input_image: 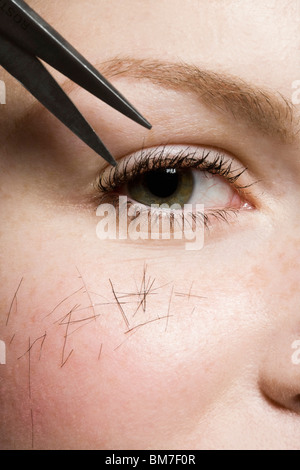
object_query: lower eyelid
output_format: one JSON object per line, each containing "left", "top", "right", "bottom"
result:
{"left": 96, "top": 196, "right": 245, "bottom": 241}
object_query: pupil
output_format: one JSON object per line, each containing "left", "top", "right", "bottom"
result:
{"left": 144, "top": 169, "right": 179, "bottom": 198}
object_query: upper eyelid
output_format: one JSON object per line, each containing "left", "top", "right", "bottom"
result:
{"left": 97, "top": 144, "right": 249, "bottom": 193}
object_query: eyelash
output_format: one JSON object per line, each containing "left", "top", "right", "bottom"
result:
{"left": 98, "top": 146, "right": 247, "bottom": 192}
{"left": 96, "top": 146, "right": 252, "bottom": 232}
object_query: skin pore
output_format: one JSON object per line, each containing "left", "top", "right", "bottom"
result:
{"left": 0, "top": 0, "right": 300, "bottom": 450}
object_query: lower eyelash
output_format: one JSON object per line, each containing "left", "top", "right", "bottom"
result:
{"left": 97, "top": 193, "right": 240, "bottom": 234}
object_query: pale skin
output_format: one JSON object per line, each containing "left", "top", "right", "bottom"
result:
{"left": 0, "top": 0, "right": 300, "bottom": 450}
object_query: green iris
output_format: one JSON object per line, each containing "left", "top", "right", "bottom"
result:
{"left": 128, "top": 168, "right": 194, "bottom": 207}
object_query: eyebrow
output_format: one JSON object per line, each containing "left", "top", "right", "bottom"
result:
{"left": 89, "top": 57, "right": 298, "bottom": 144}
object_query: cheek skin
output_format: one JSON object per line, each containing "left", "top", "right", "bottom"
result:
{"left": 0, "top": 263, "right": 239, "bottom": 449}
{"left": 0, "top": 212, "right": 253, "bottom": 450}
{"left": 1, "top": 195, "right": 300, "bottom": 449}
{"left": 1, "top": 173, "right": 300, "bottom": 449}
{"left": 0, "top": 221, "right": 288, "bottom": 450}
{"left": 0, "top": 276, "right": 255, "bottom": 450}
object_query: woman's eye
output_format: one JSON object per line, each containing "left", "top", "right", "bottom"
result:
{"left": 127, "top": 168, "right": 241, "bottom": 209}
{"left": 96, "top": 145, "right": 254, "bottom": 239}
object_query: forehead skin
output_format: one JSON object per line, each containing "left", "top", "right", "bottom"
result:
{"left": 0, "top": 0, "right": 300, "bottom": 450}
{"left": 2, "top": 0, "right": 300, "bottom": 119}
{"left": 28, "top": 0, "right": 300, "bottom": 86}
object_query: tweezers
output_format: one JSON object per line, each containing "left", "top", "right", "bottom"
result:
{"left": 0, "top": 0, "right": 151, "bottom": 166}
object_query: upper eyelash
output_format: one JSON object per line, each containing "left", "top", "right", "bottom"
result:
{"left": 97, "top": 146, "right": 248, "bottom": 193}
